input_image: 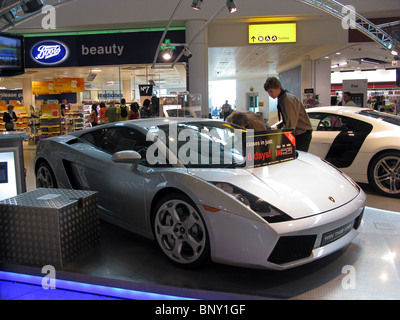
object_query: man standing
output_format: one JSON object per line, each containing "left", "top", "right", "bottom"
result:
{"left": 221, "top": 100, "right": 232, "bottom": 121}
{"left": 264, "top": 77, "right": 313, "bottom": 152}
{"left": 343, "top": 92, "right": 357, "bottom": 106}
{"left": 105, "top": 101, "right": 118, "bottom": 123}
{"left": 117, "top": 98, "right": 129, "bottom": 121}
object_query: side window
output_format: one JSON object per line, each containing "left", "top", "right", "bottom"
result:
{"left": 308, "top": 113, "right": 348, "bottom": 132}
{"left": 80, "top": 127, "right": 155, "bottom": 165}
{"left": 80, "top": 128, "right": 104, "bottom": 145}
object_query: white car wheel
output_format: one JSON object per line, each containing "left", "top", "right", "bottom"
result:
{"left": 36, "top": 162, "right": 57, "bottom": 188}
{"left": 153, "top": 193, "right": 210, "bottom": 267}
{"left": 369, "top": 151, "right": 400, "bottom": 197}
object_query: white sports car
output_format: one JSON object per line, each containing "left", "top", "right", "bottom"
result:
{"left": 307, "top": 107, "right": 400, "bottom": 197}
{"left": 35, "top": 118, "right": 365, "bottom": 270}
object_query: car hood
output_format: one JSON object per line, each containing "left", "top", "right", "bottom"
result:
{"left": 188, "top": 152, "right": 360, "bottom": 220}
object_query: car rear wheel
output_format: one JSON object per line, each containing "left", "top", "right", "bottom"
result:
{"left": 152, "top": 193, "right": 210, "bottom": 268}
{"left": 36, "top": 162, "right": 58, "bottom": 188}
{"left": 369, "top": 151, "right": 400, "bottom": 197}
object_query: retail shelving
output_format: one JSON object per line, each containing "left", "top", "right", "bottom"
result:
{"left": 39, "top": 104, "right": 61, "bottom": 139}
{"left": 64, "top": 104, "right": 84, "bottom": 133}
{"left": 368, "top": 89, "right": 400, "bottom": 114}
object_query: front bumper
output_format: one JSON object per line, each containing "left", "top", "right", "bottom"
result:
{"left": 203, "top": 190, "right": 366, "bottom": 270}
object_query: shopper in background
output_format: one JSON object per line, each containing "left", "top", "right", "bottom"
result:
{"left": 264, "top": 77, "right": 312, "bottom": 152}
{"left": 3, "top": 104, "right": 17, "bottom": 131}
{"left": 343, "top": 91, "right": 357, "bottom": 106}
{"left": 29, "top": 105, "right": 39, "bottom": 118}
{"left": 128, "top": 102, "right": 141, "bottom": 120}
{"left": 105, "top": 101, "right": 118, "bottom": 123}
{"left": 221, "top": 100, "right": 232, "bottom": 121}
{"left": 89, "top": 103, "right": 99, "bottom": 127}
{"left": 140, "top": 99, "right": 152, "bottom": 118}
{"left": 117, "top": 98, "right": 129, "bottom": 121}
{"left": 99, "top": 102, "right": 108, "bottom": 123}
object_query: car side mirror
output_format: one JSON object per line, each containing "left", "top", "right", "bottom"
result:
{"left": 112, "top": 150, "right": 142, "bottom": 170}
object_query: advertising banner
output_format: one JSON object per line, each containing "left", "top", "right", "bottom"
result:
{"left": 33, "top": 81, "right": 55, "bottom": 95}
{"left": 246, "top": 129, "right": 296, "bottom": 168}
{"left": 53, "top": 78, "right": 84, "bottom": 93}
{"left": 33, "top": 78, "right": 84, "bottom": 95}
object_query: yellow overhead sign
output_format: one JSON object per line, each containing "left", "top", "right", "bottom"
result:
{"left": 249, "top": 23, "right": 297, "bottom": 44}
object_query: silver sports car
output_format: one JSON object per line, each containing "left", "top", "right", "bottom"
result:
{"left": 35, "top": 118, "right": 365, "bottom": 270}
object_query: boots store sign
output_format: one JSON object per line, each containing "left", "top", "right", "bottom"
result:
{"left": 31, "top": 40, "right": 69, "bottom": 65}
{"left": 25, "top": 30, "right": 185, "bottom": 68}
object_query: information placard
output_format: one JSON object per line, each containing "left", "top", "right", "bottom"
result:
{"left": 246, "top": 129, "right": 296, "bottom": 168}
{"left": 249, "top": 23, "right": 297, "bottom": 44}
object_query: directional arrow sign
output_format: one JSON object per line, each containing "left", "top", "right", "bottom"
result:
{"left": 248, "top": 23, "right": 297, "bottom": 44}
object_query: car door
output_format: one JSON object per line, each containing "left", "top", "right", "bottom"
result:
{"left": 73, "top": 126, "right": 150, "bottom": 232}
{"left": 308, "top": 112, "right": 372, "bottom": 168}
{"left": 308, "top": 113, "right": 343, "bottom": 158}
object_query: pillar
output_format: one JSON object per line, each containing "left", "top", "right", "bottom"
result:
{"left": 22, "top": 78, "right": 34, "bottom": 111}
{"left": 123, "top": 79, "right": 132, "bottom": 102}
{"left": 186, "top": 20, "right": 209, "bottom": 118}
{"left": 301, "top": 56, "right": 332, "bottom": 107}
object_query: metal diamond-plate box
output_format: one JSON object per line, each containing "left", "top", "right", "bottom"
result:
{"left": 0, "top": 188, "right": 99, "bottom": 268}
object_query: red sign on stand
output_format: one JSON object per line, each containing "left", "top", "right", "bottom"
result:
{"left": 245, "top": 130, "right": 296, "bottom": 168}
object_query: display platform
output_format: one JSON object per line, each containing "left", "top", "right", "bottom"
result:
{"left": 1, "top": 205, "right": 399, "bottom": 300}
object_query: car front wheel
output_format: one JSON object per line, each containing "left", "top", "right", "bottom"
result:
{"left": 369, "top": 151, "right": 400, "bottom": 197}
{"left": 152, "top": 193, "right": 210, "bottom": 268}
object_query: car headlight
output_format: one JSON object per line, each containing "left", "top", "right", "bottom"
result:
{"left": 211, "top": 182, "right": 292, "bottom": 223}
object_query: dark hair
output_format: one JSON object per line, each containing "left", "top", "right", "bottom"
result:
{"left": 121, "top": 98, "right": 126, "bottom": 104}
{"left": 92, "top": 103, "right": 98, "bottom": 114}
{"left": 343, "top": 91, "right": 352, "bottom": 96}
{"left": 143, "top": 99, "right": 150, "bottom": 108}
{"left": 130, "top": 102, "right": 139, "bottom": 112}
{"left": 100, "top": 102, "right": 106, "bottom": 108}
{"left": 264, "top": 77, "right": 282, "bottom": 91}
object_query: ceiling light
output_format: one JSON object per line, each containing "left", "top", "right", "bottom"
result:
{"left": 191, "top": 0, "right": 203, "bottom": 10}
{"left": 226, "top": 0, "right": 238, "bottom": 13}
{"left": 162, "top": 48, "right": 173, "bottom": 60}
{"left": 360, "top": 58, "right": 381, "bottom": 65}
{"left": 391, "top": 49, "right": 399, "bottom": 56}
{"left": 339, "top": 61, "right": 348, "bottom": 66}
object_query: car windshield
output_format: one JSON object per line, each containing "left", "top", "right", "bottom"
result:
{"left": 146, "top": 121, "right": 246, "bottom": 168}
{"left": 358, "top": 110, "right": 400, "bottom": 126}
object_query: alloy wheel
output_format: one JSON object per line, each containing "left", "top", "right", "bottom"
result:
{"left": 154, "top": 197, "right": 207, "bottom": 266}
{"left": 372, "top": 154, "right": 400, "bottom": 196}
{"left": 36, "top": 164, "right": 56, "bottom": 188}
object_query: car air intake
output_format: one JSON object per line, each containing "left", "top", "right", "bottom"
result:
{"left": 268, "top": 235, "right": 317, "bottom": 265}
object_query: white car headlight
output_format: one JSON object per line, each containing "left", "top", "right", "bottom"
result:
{"left": 211, "top": 182, "right": 292, "bottom": 223}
